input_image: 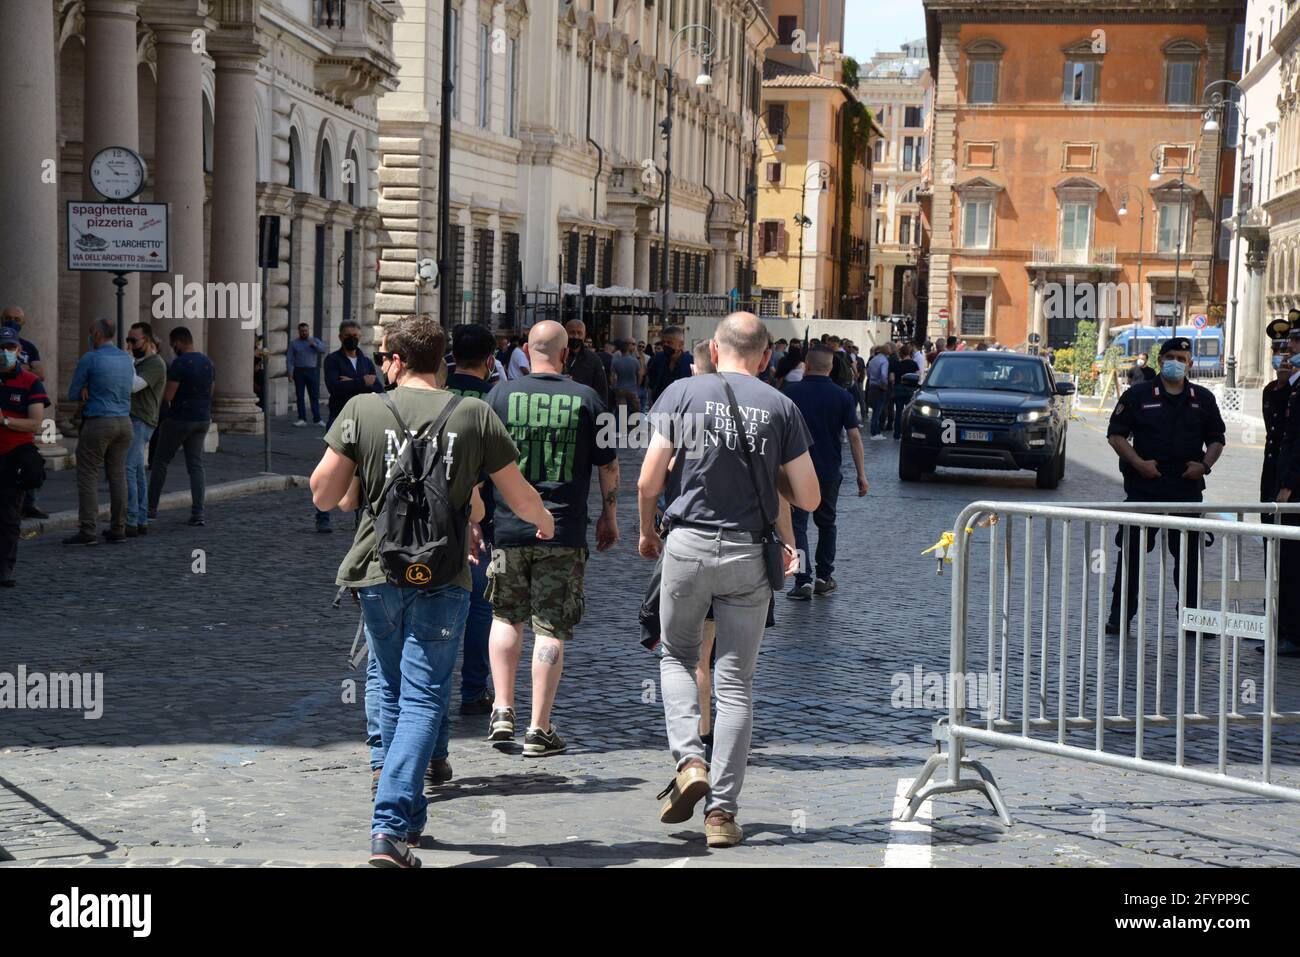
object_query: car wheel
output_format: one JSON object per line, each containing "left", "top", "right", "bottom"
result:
{"left": 1036, "top": 444, "right": 1064, "bottom": 490}
{"left": 899, "top": 445, "right": 923, "bottom": 482}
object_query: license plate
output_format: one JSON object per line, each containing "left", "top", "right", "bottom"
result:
{"left": 960, "top": 429, "right": 992, "bottom": 442}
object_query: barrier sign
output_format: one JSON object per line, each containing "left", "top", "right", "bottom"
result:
{"left": 66, "top": 201, "right": 169, "bottom": 273}
{"left": 1180, "top": 606, "right": 1267, "bottom": 640}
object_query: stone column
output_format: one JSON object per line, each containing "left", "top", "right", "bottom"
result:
{"left": 207, "top": 44, "right": 263, "bottom": 432}
{"left": 1031, "top": 276, "right": 1045, "bottom": 348}
{"left": 0, "top": 0, "right": 61, "bottom": 400}
{"left": 616, "top": 228, "right": 636, "bottom": 288}
{"left": 150, "top": 17, "right": 208, "bottom": 351}
{"left": 80, "top": 0, "right": 141, "bottom": 337}
{"left": 1240, "top": 235, "right": 1270, "bottom": 387}
{"left": 634, "top": 231, "right": 651, "bottom": 291}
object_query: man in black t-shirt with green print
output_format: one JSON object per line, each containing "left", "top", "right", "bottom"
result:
{"left": 484, "top": 320, "right": 620, "bottom": 758}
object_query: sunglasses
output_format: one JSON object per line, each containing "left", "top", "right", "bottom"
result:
{"left": 125, "top": 336, "right": 141, "bottom": 345}
{"left": 373, "top": 351, "right": 396, "bottom": 364}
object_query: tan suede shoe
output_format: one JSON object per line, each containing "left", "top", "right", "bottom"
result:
{"left": 658, "top": 758, "right": 710, "bottom": 824}
{"left": 705, "top": 810, "right": 743, "bottom": 848}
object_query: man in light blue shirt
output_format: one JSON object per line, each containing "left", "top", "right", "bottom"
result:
{"left": 66, "top": 318, "right": 134, "bottom": 546}
{"left": 286, "top": 322, "right": 327, "bottom": 426}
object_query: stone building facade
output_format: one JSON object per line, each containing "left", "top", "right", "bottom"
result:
{"left": 0, "top": 0, "right": 398, "bottom": 431}
{"left": 377, "top": 0, "right": 776, "bottom": 337}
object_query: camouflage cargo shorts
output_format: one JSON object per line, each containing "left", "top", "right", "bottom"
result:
{"left": 485, "top": 545, "right": 588, "bottom": 641}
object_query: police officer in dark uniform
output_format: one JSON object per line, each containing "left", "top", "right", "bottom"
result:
{"left": 1261, "top": 330, "right": 1300, "bottom": 512}
{"left": 1268, "top": 332, "right": 1300, "bottom": 655}
{"left": 1105, "top": 337, "right": 1226, "bottom": 636}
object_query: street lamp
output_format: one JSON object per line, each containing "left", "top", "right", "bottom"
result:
{"left": 1204, "top": 79, "right": 1248, "bottom": 388}
{"left": 1116, "top": 183, "right": 1149, "bottom": 318}
{"left": 743, "top": 109, "right": 791, "bottom": 309}
{"left": 659, "top": 23, "right": 714, "bottom": 332}
{"left": 1149, "top": 144, "right": 1191, "bottom": 328}
{"left": 793, "top": 161, "right": 831, "bottom": 319}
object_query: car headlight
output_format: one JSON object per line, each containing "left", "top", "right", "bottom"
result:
{"left": 1017, "top": 409, "right": 1046, "bottom": 423}
{"left": 915, "top": 403, "right": 938, "bottom": 418}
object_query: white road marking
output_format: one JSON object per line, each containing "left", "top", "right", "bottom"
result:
{"left": 884, "top": 777, "right": 933, "bottom": 868}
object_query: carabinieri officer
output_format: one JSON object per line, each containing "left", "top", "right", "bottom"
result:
{"left": 1105, "top": 336, "right": 1226, "bottom": 636}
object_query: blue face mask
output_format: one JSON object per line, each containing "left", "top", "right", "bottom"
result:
{"left": 1276, "top": 354, "right": 1288, "bottom": 371}
{"left": 0, "top": 350, "right": 17, "bottom": 370}
{"left": 1161, "top": 359, "right": 1187, "bottom": 382}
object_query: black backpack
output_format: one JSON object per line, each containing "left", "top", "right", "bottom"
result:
{"left": 369, "top": 392, "right": 468, "bottom": 589}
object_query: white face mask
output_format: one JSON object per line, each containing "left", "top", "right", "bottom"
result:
{"left": 0, "top": 349, "right": 16, "bottom": 370}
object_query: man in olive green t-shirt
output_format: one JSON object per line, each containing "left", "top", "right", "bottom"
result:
{"left": 126, "top": 322, "right": 166, "bottom": 535}
{"left": 310, "top": 314, "right": 554, "bottom": 869}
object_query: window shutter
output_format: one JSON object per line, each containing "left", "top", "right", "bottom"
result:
{"left": 777, "top": 221, "right": 789, "bottom": 255}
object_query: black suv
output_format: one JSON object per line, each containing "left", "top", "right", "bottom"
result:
{"left": 898, "top": 352, "right": 1075, "bottom": 489}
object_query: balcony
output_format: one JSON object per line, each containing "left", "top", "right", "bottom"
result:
{"left": 314, "top": 0, "right": 400, "bottom": 105}
{"left": 1029, "top": 244, "right": 1118, "bottom": 268}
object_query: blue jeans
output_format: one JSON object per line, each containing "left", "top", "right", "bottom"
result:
{"left": 461, "top": 553, "right": 492, "bottom": 703}
{"left": 125, "top": 418, "right": 154, "bottom": 527}
{"left": 791, "top": 473, "right": 841, "bottom": 587}
{"left": 362, "top": 583, "right": 469, "bottom": 837}
{"left": 293, "top": 367, "right": 322, "bottom": 423}
{"left": 868, "top": 386, "right": 889, "bottom": 436}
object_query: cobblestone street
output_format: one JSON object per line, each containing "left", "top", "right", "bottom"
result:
{"left": 3, "top": 409, "right": 1298, "bottom": 868}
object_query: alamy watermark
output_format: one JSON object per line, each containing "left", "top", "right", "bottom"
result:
{"left": 0, "top": 666, "right": 103, "bottom": 719}
{"left": 151, "top": 275, "right": 261, "bottom": 330}
{"left": 890, "top": 666, "right": 1003, "bottom": 720}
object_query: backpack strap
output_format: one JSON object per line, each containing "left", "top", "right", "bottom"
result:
{"left": 420, "top": 394, "right": 463, "bottom": 480}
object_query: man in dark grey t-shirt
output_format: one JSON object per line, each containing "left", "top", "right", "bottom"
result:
{"left": 637, "top": 312, "right": 820, "bottom": 850}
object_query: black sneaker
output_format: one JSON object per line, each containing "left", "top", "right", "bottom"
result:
{"left": 786, "top": 582, "right": 813, "bottom": 601}
{"left": 423, "top": 757, "right": 453, "bottom": 794}
{"left": 21, "top": 504, "right": 48, "bottom": 520}
{"left": 100, "top": 529, "right": 127, "bottom": 544}
{"left": 460, "top": 690, "right": 493, "bottom": 715}
{"left": 368, "top": 833, "right": 421, "bottom": 868}
{"left": 523, "top": 726, "right": 566, "bottom": 758}
{"left": 316, "top": 520, "right": 332, "bottom": 534}
{"left": 487, "top": 707, "right": 515, "bottom": 742}
{"left": 188, "top": 517, "right": 205, "bottom": 527}
{"left": 814, "top": 577, "right": 838, "bottom": 595}
{"left": 62, "top": 531, "right": 98, "bottom": 546}
{"left": 1105, "top": 620, "right": 1122, "bottom": 637}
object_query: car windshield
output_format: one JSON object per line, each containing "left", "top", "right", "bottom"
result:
{"left": 926, "top": 356, "right": 1048, "bottom": 394}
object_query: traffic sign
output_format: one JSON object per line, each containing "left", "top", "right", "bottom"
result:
{"left": 1028, "top": 332, "right": 1041, "bottom": 344}
{"left": 1192, "top": 313, "right": 1208, "bottom": 329}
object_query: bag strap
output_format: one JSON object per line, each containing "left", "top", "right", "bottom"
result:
{"left": 420, "top": 394, "right": 462, "bottom": 481}
{"left": 716, "top": 373, "right": 775, "bottom": 532}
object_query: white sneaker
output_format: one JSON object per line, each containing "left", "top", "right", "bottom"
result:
{"left": 293, "top": 419, "right": 308, "bottom": 427}
{"left": 318, "top": 420, "right": 328, "bottom": 428}
{"left": 870, "top": 434, "right": 887, "bottom": 441}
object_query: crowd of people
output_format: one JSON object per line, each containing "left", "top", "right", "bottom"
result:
{"left": 305, "top": 310, "right": 901, "bottom": 866}
{"left": 0, "top": 309, "right": 217, "bottom": 582}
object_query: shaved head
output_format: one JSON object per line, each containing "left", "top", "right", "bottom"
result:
{"left": 714, "top": 312, "right": 769, "bottom": 360}
{"left": 527, "top": 320, "right": 568, "bottom": 371}
{"left": 805, "top": 348, "right": 834, "bottom": 375}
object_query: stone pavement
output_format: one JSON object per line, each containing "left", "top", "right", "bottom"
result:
{"left": 3, "top": 402, "right": 1300, "bottom": 868}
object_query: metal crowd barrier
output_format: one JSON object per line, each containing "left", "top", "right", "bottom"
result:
{"left": 900, "top": 501, "right": 1300, "bottom": 826}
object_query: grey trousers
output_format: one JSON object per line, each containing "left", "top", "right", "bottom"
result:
{"left": 659, "top": 525, "right": 771, "bottom": 816}
{"left": 77, "top": 416, "right": 132, "bottom": 534}
{"left": 148, "top": 418, "right": 209, "bottom": 519}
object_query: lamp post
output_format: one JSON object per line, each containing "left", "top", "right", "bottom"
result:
{"left": 743, "top": 109, "right": 790, "bottom": 310}
{"left": 1115, "top": 183, "right": 1148, "bottom": 346}
{"left": 1204, "top": 79, "right": 1249, "bottom": 388}
{"left": 793, "top": 160, "right": 831, "bottom": 319}
{"left": 659, "top": 24, "right": 714, "bottom": 332}
{"left": 1149, "top": 144, "right": 1191, "bottom": 329}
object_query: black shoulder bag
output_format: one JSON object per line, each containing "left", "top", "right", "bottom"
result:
{"left": 717, "top": 374, "right": 787, "bottom": 591}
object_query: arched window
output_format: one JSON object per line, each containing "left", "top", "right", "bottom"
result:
{"left": 318, "top": 140, "right": 332, "bottom": 199}
{"left": 348, "top": 150, "right": 359, "bottom": 206}
{"left": 288, "top": 129, "right": 301, "bottom": 190}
